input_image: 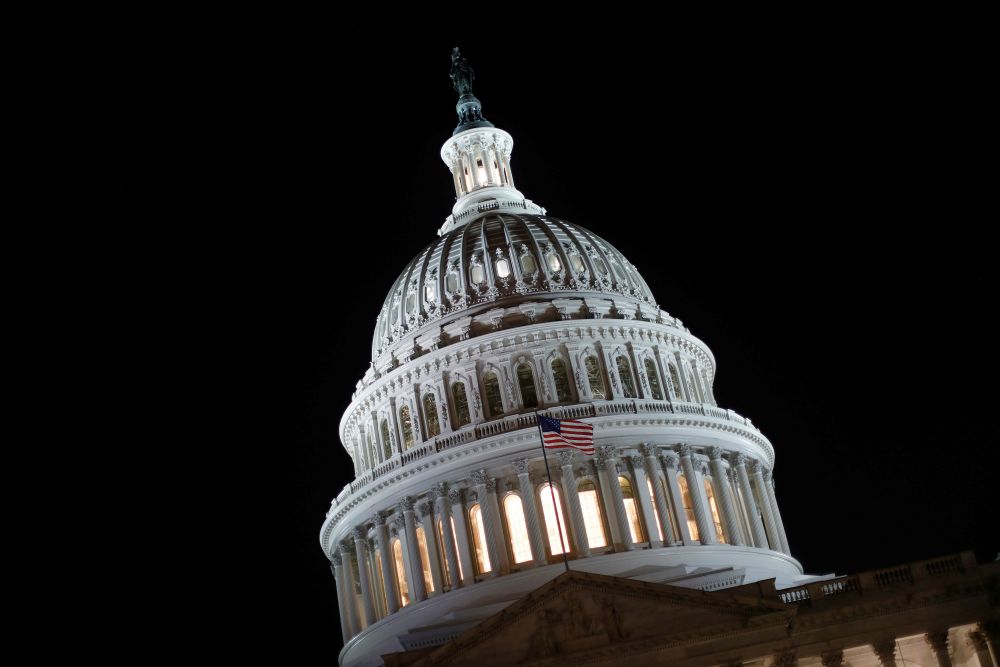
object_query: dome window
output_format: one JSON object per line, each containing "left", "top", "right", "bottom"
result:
{"left": 616, "top": 357, "right": 637, "bottom": 398}
{"left": 585, "top": 356, "right": 605, "bottom": 399}
{"left": 550, "top": 359, "right": 572, "bottom": 402}
{"left": 593, "top": 258, "right": 609, "bottom": 277}
{"left": 519, "top": 253, "right": 537, "bottom": 275}
{"left": 446, "top": 272, "right": 459, "bottom": 294}
{"left": 452, "top": 383, "right": 471, "bottom": 427}
{"left": 482, "top": 371, "right": 504, "bottom": 417}
{"left": 547, "top": 253, "right": 562, "bottom": 272}
{"left": 470, "top": 263, "right": 485, "bottom": 285}
{"left": 425, "top": 283, "right": 437, "bottom": 303}
{"left": 405, "top": 293, "right": 417, "bottom": 315}
{"left": 570, "top": 254, "right": 585, "bottom": 274}
{"left": 644, "top": 359, "right": 663, "bottom": 400}
{"left": 495, "top": 258, "right": 511, "bottom": 279}
{"left": 516, "top": 363, "right": 538, "bottom": 409}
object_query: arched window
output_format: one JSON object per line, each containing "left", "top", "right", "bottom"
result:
{"left": 380, "top": 419, "right": 392, "bottom": 458}
{"left": 469, "top": 504, "right": 492, "bottom": 574}
{"left": 678, "top": 474, "right": 700, "bottom": 541}
{"left": 399, "top": 405, "right": 415, "bottom": 449}
{"left": 645, "top": 478, "right": 663, "bottom": 542}
{"left": 618, "top": 476, "right": 645, "bottom": 542}
{"left": 503, "top": 495, "right": 533, "bottom": 564}
{"left": 668, "top": 363, "right": 683, "bottom": 400}
{"left": 585, "top": 356, "right": 605, "bottom": 399}
{"left": 452, "top": 383, "right": 471, "bottom": 427}
{"left": 415, "top": 525, "right": 434, "bottom": 593}
{"left": 516, "top": 363, "right": 538, "bottom": 409}
{"left": 644, "top": 359, "right": 663, "bottom": 400}
{"left": 423, "top": 394, "right": 440, "bottom": 438}
{"left": 538, "top": 483, "right": 568, "bottom": 556}
{"left": 551, "top": 358, "right": 572, "bottom": 402}
{"left": 482, "top": 371, "right": 504, "bottom": 417}
{"left": 577, "top": 479, "right": 607, "bottom": 548}
{"left": 616, "top": 357, "right": 637, "bottom": 398}
{"left": 704, "top": 479, "right": 726, "bottom": 543}
{"left": 391, "top": 538, "right": 410, "bottom": 607}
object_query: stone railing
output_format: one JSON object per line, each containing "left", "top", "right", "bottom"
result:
{"left": 776, "top": 552, "right": 976, "bottom": 604}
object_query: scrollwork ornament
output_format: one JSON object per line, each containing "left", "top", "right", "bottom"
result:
{"left": 351, "top": 527, "right": 365, "bottom": 542}
{"left": 733, "top": 452, "right": 748, "bottom": 468}
{"left": 512, "top": 458, "right": 530, "bottom": 475}
{"left": 448, "top": 488, "right": 463, "bottom": 505}
{"left": 470, "top": 469, "right": 487, "bottom": 487}
{"left": 397, "top": 496, "right": 415, "bottom": 513}
{"left": 484, "top": 476, "right": 497, "bottom": 493}
{"left": 416, "top": 502, "right": 432, "bottom": 519}
{"left": 676, "top": 443, "right": 692, "bottom": 458}
{"left": 639, "top": 443, "right": 656, "bottom": 458}
{"left": 660, "top": 453, "right": 678, "bottom": 470}
{"left": 708, "top": 446, "right": 724, "bottom": 461}
{"left": 557, "top": 450, "right": 575, "bottom": 467}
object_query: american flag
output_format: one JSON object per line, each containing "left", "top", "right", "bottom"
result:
{"left": 538, "top": 415, "right": 595, "bottom": 455}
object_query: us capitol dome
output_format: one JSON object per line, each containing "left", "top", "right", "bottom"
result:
{"left": 318, "top": 51, "right": 999, "bottom": 667}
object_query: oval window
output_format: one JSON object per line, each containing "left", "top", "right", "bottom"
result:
{"left": 470, "top": 264, "right": 485, "bottom": 284}
{"left": 496, "top": 258, "right": 511, "bottom": 278}
{"left": 425, "top": 283, "right": 437, "bottom": 303}
{"left": 446, "top": 272, "right": 459, "bottom": 294}
{"left": 405, "top": 293, "right": 416, "bottom": 314}
{"left": 570, "top": 254, "right": 585, "bottom": 273}
{"left": 593, "top": 258, "right": 608, "bottom": 276}
{"left": 547, "top": 254, "right": 562, "bottom": 272}
{"left": 520, "top": 253, "right": 537, "bottom": 274}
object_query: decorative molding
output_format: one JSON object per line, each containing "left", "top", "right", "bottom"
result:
{"left": 512, "top": 458, "right": 530, "bottom": 475}
{"left": 708, "top": 446, "right": 724, "bottom": 461}
{"left": 397, "top": 496, "right": 414, "bottom": 513}
{"left": 557, "top": 450, "right": 575, "bottom": 467}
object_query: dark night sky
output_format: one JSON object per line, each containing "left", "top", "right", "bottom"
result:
{"left": 99, "top": 26, "right": 994, "bottom": 657}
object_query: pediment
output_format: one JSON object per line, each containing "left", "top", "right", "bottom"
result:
{"left": 390, "top": 571, "right": 792, "bottom": 666}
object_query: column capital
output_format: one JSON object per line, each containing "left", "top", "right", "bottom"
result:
{"left": 624, "top": 453, "right": 642, "bottom": 469}
{"left": 557, "top": 450, "right": 575, "bottom": 467}
{"left": 470, "top": 469, "right": 487, "bottom": 487}
{"left": 397, "top": 496, "right": 415, "bottom": 513}
{"left": 417, "top": 501, "right": 432, "bottom": 519}
{"left": 484, "top": 475, "right": 497, "bottom": 493}
{"left": 968, "top": 629, "right": 989, "bottom": 652}
{"left": 372, "top": 510, "right": 385, "bottom": 526}
{"left": 332, "top": 551, "right": 343, "bottom": 567}
{"left": 708, "top": 446, "right": 724, "bottom": 461}
{"left": 512, "top": 457, "right": 530, "bottom": 475}
{"left": 432, "top": 482, "right": 449, "bottom": 499}
{"left": 733, "top": 452, "right": 748, "bottom": 468}
{"left": 676, "top": 443, "right": 693, "bottom": 458}
{"left": 762, "top": 468, "right": 773, "bottom": 482}
{"left": 351, "top": 527, "right": 366, "bottom": 542}
{"left": 771, "top": 649, "right": 796, "bottom": 667}
{"left": 747, "top": 458, "right": 762, "bottom": 474}
{"left": 660, "top": 452, "right": 679, "bottom": 469}
{"left": 639, "top": 443, "right": 657, "bottom": 458}
{"left": 338, "top": 542, "right": 353, "bottom": 556}
{"left": 448, "top": 487, "right": 463, "bottom": 505}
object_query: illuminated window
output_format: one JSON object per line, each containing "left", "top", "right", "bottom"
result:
{"left": 391, "top": 538, "right": 410, "bottom": 606}
{"left": 570, "top": 254, "right": 585, "bottom": 274}
{"left": 476, "top": 157, "right": 487, "bottom": 183}
{"left": 646, "top": 478, "right": 663, "bottom": 542}
{"left": 425, "top": 283, "right": 436, "bottom": 303}
{"left": 469, "top": 504, "right": 492, "bottom": 573}
{"left": 551, "top": 358, "right": 572, "bottom": 402}
{"left": 503, "top": 495, "right": 533, "bottom": 563}
{"left": 517, "top": 363, "right": 538, "bottom": 409}
{"left": 415, "top": 525, "right": 434, "bottom": 593}
{"left": 423, "top": 394, "right": 440, "bottom": 438}
{"left": 678, "top": 474, "right": 700, "bottom": 541}
{"left": 616, "top": 357, "right": 637, "bottom": 398}
{"left": 577, "top": 480, "right": 607, "bottom": 548}
{"left": 380, "top": 419, "right": 392, "bottom": 458}
{"left": 445, "top": 272, "right": 459, "bottom": 294}
{"left": 482, "top": 372, "right": 504, "bottom": 417}
{"left": 704, "top": 479, "right": 726, "bottom": 543}
{"left": 405, "top": 292, "right": 416, "bottom": 315}
{"left": 618, "top": 476, "right": 645, "bottom": 543}
{"left": 539, "top": 483, "right": 569, "bottom": 555}
{"left": 452, "top": 383, "right": 471, "bottom": 427}
{"left": 668, "top": 363, "right": 683, "bottom": 400}
{"left": 520, "top": 253, "right": 537, "bottom": 274}
{"left": 644, "top": 359, "right": 663, "bottom": 400}
{"left": 399, "top": 405, "right": 414, "bottom": 449}
{"left": 470, "top": 263, "right": 485, "bottom": 285}
{"left": 547, "top": 253, "right": 562, "bottom": 272}
{"left": 495, "top": 257, "right": 511, "bottom": 278}
{"left": 585, "top": 356, "right": 605, "bottom": 399}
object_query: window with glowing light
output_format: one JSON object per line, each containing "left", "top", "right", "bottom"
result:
{"left": 495, "top": 258, "right": 511, "bottom": 278}
{"left": 704, "top": 478, "right": 726, "bottom": 543}
{"left": 570, "top": 254, "right": 585, "bottom": 274}
{"left": 470, "top": 263, "right": 485, "bottom": 285}
{"left": 539, "top": 483, "right": 569, "bottom": 555}
{"left": 503, "top": 494, "right": 533, "bottom": 563}
{"left": 678, "top": 474, "right": 700, "bottom": 541}
{"left": 644, "top": 359, "right": 663, "bottom": 400}
{"left": 577, "top": 479, "right": 607, "bottom": 548}
{"left": 405, "top": 292, "right": 416, "bottom": 315}
{"left": 391, "top": 538, "right": 410, "bottom": 606}
{"left": 423, "top": 394, "right": 440, "bottom": 438}
{"left": 551, "top": 358, "right": 572, "bottom": 402}
{"left": 399, "top": 405, "right": 415, "bottom": 449}
{"left": 618, "top": 476, "right": 645, "bottom": 543}
{"left": 616, "top": 357, "right": 637, "bottom": 398}
{"left": 425, "top": 283, "right": 436, "bottom": 303}
{"left": 469, "top": 504, "right": 492, "bottom": 574}
{"left": 452, "top": 383, "right": 471, "bottom": 427}
{"left": 585, "top": 356, "right": 605, "bottom": 399}
{"left": 482, "top": 372, "right": 504, "bottom": 417}
{"left": 517, "top": 363, "right": 538, "bottom": 409}
{"left": 476, "top": 157, "right": 487, "bottom": 184}
{"left": 415, "top": 525, "right": 434, "bottom": 593}
{"left": 547, "top": 253, "right": 562, "bottom": 273}
{"left": 445, "top": 272, "right": 459, "bottom": 294}
{"left": 450, "top": 516, "right": 463, "bottom": 581}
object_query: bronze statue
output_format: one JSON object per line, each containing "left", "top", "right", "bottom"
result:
{"left": 450, "top": 47, "right": 475, "bottom": 95}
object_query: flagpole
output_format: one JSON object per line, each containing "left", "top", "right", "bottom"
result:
{"left": 535, "top": 410, "right": 571, "bottom": 573}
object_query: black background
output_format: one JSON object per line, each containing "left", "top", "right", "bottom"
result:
{"left": 97, "top": 23, "right": 994, "bottom": 658}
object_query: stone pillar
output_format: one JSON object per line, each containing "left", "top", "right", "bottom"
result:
{"left": 749, "top": 460, "right": 781, "bottom": 551}
{"left": 661, "top": 452, "right": 694, "bottom": 544}
{"left": 726, "top": 467, "right": 750, "bottom": 545}
{"left": 733, "top": 453, "right": 769, "bottom": 549}
{"left": 594, "top": 446, "right": 623, "bottom": 546}
{"left": 926, "top": 630, "right": 953, "bottom": 667}
{"left": 352, "top": 528, "right": 377, "bottom": 627}
{"left": 968, "top": 627, "right": 995, "bottom": 667}
{"left": 763, "top": 469, "right": 791, "bottom": 554}
{"left": 338, "top": 543, "right": 361, "bottom": 637}
{"left": 977, "top": 621, "right": 1000, "bottom": 667}
{"left": 471, "top": 470, "right": 504, "bottom": 576}
{"left": 708, "top": 447, "right": 743, "bottom": 546}
{"left": 433, "top": 483, "right": 462, "bottom": 590}
{"left": 820, "top": 649, "right": 844, "bottom": 667}
{"left": 513, "top": 458, "right": 547, "bottom": 565}
{"left": 398, "top": 496, "right": 427, "bottom": 602}
{"left": 558, "top": 450, "right": 591, "bottom": 557}
{"left": 872, "top": 638, "right": 898, "bottom": 667}
{"left": 373, "top": 512, "right": 398, "bottom": 615}
{"left": 678, "top": 444, "right": 714, "bottom": 544}
{"left": 640, "top": 444, "right": 677, "bottom": 545}
{"left": 449, "top": 487, "right": 475, "bottom": 584}
{"left": 626, "top": 453, "right": 660, "bottom": 546}
{"left": 417, "top": 500, "right": 444, "bottom": 596}
{"left": 597, "top": 445, "right": 634, "bottom": 551}
{"left": 331, "top": 553, "right": 351, "bottom": 644}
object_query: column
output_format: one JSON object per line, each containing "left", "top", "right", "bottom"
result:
{"left": 673, "top": 352, "right": 692, "bottom": 401}
{"left": 727, "top": 467, "right": 750, "bottom": 545}
{"left": 678, "top": 444, "right": 714, "bottom": 544}
{"left": 763, "top": 468, "right": 791, "bottom": 554}
{"left": 926, "top": 631, "right": 953, "bottom": 667}
{"left": 661, "top": 452, "right": 694, "bottom": 544}
{"left": 388, "top": 398, "right": 403, "bottom": 456}
{"left": 417, "top": 500, "right": 444, "bottom": 596}
{"left": 596, "top": 445, "right": 633, "bottom": 551}
{"left": 558, "top": 450, "right": 591, "bottom": 557}
{"left": 470, "top": 470, "right": 504, "bottom": 577}
{"left": 820, "top": 649, "right": 844, "bottom": 667}
{"left": 331, "top": 553, "right": 351, "bottom": 644}
{"left": 449, "top": 487, "right": 475, "bottom": 584}
{"left": 968, "top": 627, "right": 995, "bottom": 667}
{"left": 373, "top": 512, "right": 399, "bottom": 615}
{"left": 513, "top": 458, "right": 547, "bottom": 565}
{"left": 626, "top": 453, "right": 660, "bottom": 547}
{"left": 352, "top": 528, "right": 377, "bottom": 627}
{"left": 708, "top": 447, "right": 743, "bottom": 546}
{"left": 338, "top": 543, "right": 361, "bottom": 637}
{"left": 977, "top": 621, "right": 1000, "bottom": 667}
{"left": 733, "top": 453, "right": 769, "bottom": 549}
{"left": 749, "top": 459, "right": 781, "bottom": 551}
{"left": 871, "top": 639, "right": 898, "bottom": 667}
{"left": 433, "top": 483, "right": 462, "bottom": 590}
{"left": 640, "top": 444, "right": 677, "bottom": 545}
{"left": 397, "top": 496, "right": 427, "bottom": 602}
{"left": 484, "top": 474, "right": 510, "bottom": 574}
